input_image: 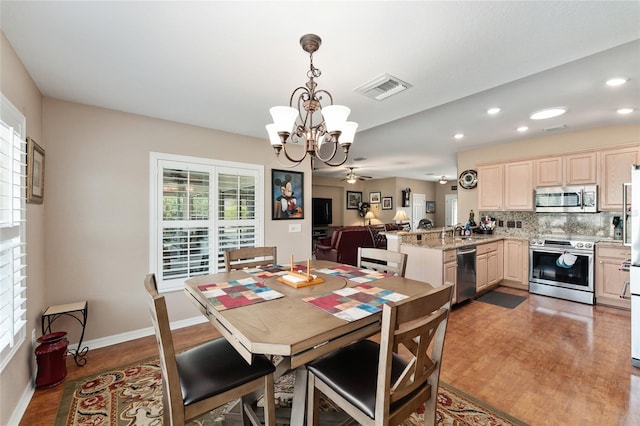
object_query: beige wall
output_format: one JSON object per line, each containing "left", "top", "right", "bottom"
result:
{"left": 1, "top": 32, "right": 45, "bottom": 425}
{"left": 457, "top": 125, "right": 640, "bottom": 224}
{"left": 42, "top": 98, "right": 312, "bottom": 347}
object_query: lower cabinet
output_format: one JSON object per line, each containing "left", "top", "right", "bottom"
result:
{"left": 502, "top": 239, "right": 529, "bottom": 290}
{"left": 476, "top": 241, "right": 501, "bottom": 292}
{"left": 596, "top": 245, "right": 631, "bottom": 309}
{"left": 443, "top": 249, "right": 457, "bottom": 303}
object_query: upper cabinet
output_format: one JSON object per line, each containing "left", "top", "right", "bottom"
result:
{"left": 599, "top": 146, "right": 639, "bottom": 210}
{"left": 478, "top": 164, "right": 503, "bottom": 210}
{"left": 565, "top": 152, "right": 597, "bottom": 185}
{"left": 504, "top": 160, "right": 534, "bottom": 210}
{"left": 478, "top": 160, "right": 534, "bottom": 211}
{"left": 534, "top": 152, "right": 597, "bottom": 187}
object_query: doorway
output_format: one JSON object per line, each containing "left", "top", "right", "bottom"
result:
{"left": 445, "top": 194, "right": 458, "bottom": 226}
{"left": 412, "top": 193, "right": 426, "bottom": 229}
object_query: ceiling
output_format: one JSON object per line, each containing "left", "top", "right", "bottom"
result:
{"left": 1, "top": 1, "right": 639, "bottom": 183}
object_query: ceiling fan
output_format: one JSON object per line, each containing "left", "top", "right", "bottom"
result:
{"left": 341, "top": 167, "right": 372, "bottom": 184}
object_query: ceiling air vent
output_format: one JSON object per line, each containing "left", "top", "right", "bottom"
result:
{"left": 354, "top": 74, "right": 412, "bottom": 101}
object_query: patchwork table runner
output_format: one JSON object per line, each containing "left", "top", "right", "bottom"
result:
{"left": 197, "top": 277, "right": 283, "bottom": 311}
{"left": 303, "top": 283, "right": 408, "bottom": 322}
{"left": 314, "top": 265, "right": 393, "bottom": 283}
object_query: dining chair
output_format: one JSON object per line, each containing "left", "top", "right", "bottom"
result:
{"left": 306, "top": 283, "right": 453, "bottom": 426}
{"left": 357, "top": 247, "right": 408, "bottom": 277}
{"left": 224, "top": 246, "right": 277, "bottom": 271}
{"left": 144, "top": 274, "right": 276, "bottom": 426}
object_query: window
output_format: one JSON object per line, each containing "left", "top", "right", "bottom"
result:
{"left": 150, "top": 153, "right": 263, "bottom": 292}
{"left": 0, "top": 94, "right": 27, "bottom": 372}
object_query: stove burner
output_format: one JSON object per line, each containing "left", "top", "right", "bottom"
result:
{"left": 529, "top": 235, "right": 597, "bottom": 251}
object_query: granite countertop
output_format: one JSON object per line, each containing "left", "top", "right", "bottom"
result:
{"left": 401, "top": 234, "right": 522, "bottom": 250}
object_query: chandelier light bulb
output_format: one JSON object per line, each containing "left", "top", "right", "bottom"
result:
{"left": 266, "top": 34, "right": 357, "bottom": 167}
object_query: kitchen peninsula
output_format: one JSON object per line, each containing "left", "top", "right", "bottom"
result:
{"left": 385, "top": 229, "right": 529, "bottom": 304}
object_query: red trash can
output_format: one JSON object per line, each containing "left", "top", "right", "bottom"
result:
{"left": 35, "top": 331, "right": 69, "bottom": 389}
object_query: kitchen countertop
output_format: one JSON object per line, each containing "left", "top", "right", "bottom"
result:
{"left": 401, "top": 234, "right": 526, "bottom": 250}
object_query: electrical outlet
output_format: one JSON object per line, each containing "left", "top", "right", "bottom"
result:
{"left": 507, "top": 220, "right": 515, "bottom": 228}
{"left": 498, "top": 220, "right": 504, "bottom": 227}
{"left": 516, "top": 221, "right": 522, "bottom": 228}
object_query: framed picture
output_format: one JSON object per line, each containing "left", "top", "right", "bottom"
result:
{"left": 26, "top": 137, "right": 45, "bottom": 204}
{"left": 272, "top": 169, "right": 304, "bottom": 220}
{"left": 426, "top": 200, "right": 436, "bottom": 213}
{"left": 369, "top": 191, "right": 381, "bottom": 204}
{"left": 346, "top": 191, "right": 362, "bottom": 209}
{"left": 382, "top": 196, "right": 393, "bottom": 210}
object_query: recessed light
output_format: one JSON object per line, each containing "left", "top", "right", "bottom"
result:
{"left": 454, "top": 133, "right": 464, "bottom": 140}
{"left": 487, "top": 107, "right": 501, "bottom": 115}
{"left": 606, "top": 77, "right": 627, "bottom": 87}
{"left": 617, "top": 108, "right": 634, "bottom": 115}
{"left": 530, "top": 108, "right": 567, "bottom": 120}
{"left": 517, "top": 126, "right": 529, "bottom": 132}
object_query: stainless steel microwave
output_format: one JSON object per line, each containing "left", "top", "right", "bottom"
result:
{"left": 534, "top": 185, "right": 598, "bottom": 213}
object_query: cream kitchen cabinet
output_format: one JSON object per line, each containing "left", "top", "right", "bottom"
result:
{"left": 502, "top": 239, "right": 529, "bottom": 290}
{"left": 596, "top": 245, "right": 631, "bottom": 309}
{"left": 599, "top": 145, "right": 639, "bottom": 210}
{"left": 476, "top": 241, "right": 501, "bottom": 292}
{"left": 443, "top": 249, "right": 457, "bottom": 303}
{"left": 535, "top": 152, "right": 597, "bottom": 187}
{"left": 478, "top": 161, "right": 534, "bottom": 211}
{"left": 478, "top": 164, "right": 503, "bottom": 210}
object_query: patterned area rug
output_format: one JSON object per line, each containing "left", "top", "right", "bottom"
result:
{"left": 54, "top": 359, "right": 527, "bottom": 425}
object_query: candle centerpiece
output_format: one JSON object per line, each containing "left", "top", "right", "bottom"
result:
{"left": 277, "top": 255, "right": 324, "bottom": 288}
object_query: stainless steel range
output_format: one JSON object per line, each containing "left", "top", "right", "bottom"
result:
{"left": 529, "top": 236, "right": 596, "bottom": 304}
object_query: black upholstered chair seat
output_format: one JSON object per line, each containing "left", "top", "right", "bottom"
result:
{"left": 306, "top": 340, "right": 409, "bottom": 419}
{"left": 176, "top": 338, "right": 276, "bottom": 406}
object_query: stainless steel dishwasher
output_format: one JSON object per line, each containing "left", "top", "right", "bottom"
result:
{"left": 456, "top": 246, "right": 477, "bottom": 303}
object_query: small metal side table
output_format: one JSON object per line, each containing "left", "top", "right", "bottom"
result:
{"left": 41, "top": 301, "right": 89, "bottom": 366}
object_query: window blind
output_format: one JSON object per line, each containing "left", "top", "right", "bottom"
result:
{"left": 0, "top": 94, "right": 27, "bottom": 372}
{"left": 150, "top": 154, "right": 263, "bottom": 292}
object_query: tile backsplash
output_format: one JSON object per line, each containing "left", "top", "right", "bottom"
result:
{"left": 479, "top": 210, "right": 622, "bottom": 238}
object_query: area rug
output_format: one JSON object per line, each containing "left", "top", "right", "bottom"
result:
{"left": 476, "top": 290, "right": 526, "bottom": 309}
{"left": 54, "top": 359, "right": 527, "bottom": 426}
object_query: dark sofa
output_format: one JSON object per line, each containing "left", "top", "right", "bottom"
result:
{"left": 315, "top": 224, "right": 402, "bottom": 266}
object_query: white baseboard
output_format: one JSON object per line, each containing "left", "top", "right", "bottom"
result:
{"left": 12, "top": 315, "right": 208, "bottom": 425}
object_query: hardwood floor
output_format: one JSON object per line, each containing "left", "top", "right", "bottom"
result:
{"left": 20, "top": 287, "right": 639, "bottom": 425}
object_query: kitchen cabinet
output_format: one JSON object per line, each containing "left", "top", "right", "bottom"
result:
{"left": 443, "top": 249, "right": 457, "bottom": 304}
{"left": 478, "top": 161, "right": 533, "bottom": 211}
{"left": 535, "top": 156, "right": 563, "bottom": 187}
{"left": 504, "top": 160, "right": 534, "bottom": 210}
{"left": 599, "top": 145, "right": 639, "bottom": 211}
{"left": 478, "top": 164, "right": 503, "bottom": 210}
{"left": 401, "top": 245, "right": 456, "bottom": 288}
{"left": 596, "top": 245, "right": 631, "bottom": 309}
{"left": 565, "top": 152, "right": 597, "bottom": 185}
{"left": 502, "top": 239, "right": 529, "bottom": 290}
{"left": 534, "top": 152, "right": 597, "bottom": 187}
{"left": 476, "top": 241, "right": 500, "bottom": 292}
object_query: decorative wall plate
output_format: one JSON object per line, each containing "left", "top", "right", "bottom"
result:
{"left": 458, "top": 169, "right": 478, "bottom": 189}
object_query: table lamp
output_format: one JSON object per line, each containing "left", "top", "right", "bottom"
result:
{"left": 393, "top": 209, "right": 410, "bottom": 229}
{"left": 364, "top": 210, "right": 375, "bottom": 225}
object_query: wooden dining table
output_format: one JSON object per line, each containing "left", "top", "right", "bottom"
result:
{"left": 184, "top": 259, "right": 436, "bottom": 425}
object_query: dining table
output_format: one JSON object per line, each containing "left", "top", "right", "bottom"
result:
{"left": 184, "top": 259, "right": 436, "bottom": 425}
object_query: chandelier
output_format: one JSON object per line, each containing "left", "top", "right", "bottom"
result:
{"left": 266, "top": 34, "right": 358, "bottom": 167}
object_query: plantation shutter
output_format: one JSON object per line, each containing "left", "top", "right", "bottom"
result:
{"left": 151, "top": 154, "right": 263, "bottom": 292}
{"left": 0, "top": 94, "right": 27, "bottom": 372}
{"left": 216, "top": 169, "right": 259, "bottom": 270}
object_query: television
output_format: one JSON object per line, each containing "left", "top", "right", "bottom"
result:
{"left": 312, "top": 198, "right": 333, "bottom": 226}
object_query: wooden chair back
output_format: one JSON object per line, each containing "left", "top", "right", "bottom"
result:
{"left": 357, "top": 247, "right": 408, "bottom": 277}
{"left": 377, "top": 283, "right": 453, "bottom": 425}
{"left": 144, "top": 274, "right": 184, "bottom": 424}
{"left": 224, "top": 246, "right": 277, "bottom": 271}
